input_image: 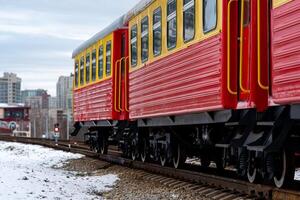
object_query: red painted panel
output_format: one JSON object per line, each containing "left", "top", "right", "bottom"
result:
{"left": 129, "top": 35, "right": 223, "bottom": 119}
{"left": 73, "top": 79, "right": 113, "bottom": 122}
{"left": 272, "top": 1, "right": 300, "bottom": 104}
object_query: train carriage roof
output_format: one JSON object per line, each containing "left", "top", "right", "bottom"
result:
{"left": 123, "top": 0, "right": 154, "bottom": 22}
{"left": 72, "top": 0, "right": 155, "bottom": 58}
{"left": 72, "top": 16, "right": 125, "bottom": 58}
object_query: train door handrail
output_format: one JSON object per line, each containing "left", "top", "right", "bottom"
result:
{"left": 118, "top": 57, "right": 127, "bottom": 112}
{"left": 114, "top": 60, "right": 121, "bottom": 112}
{"left": 257, "top": 0, "right": 269, "bottom": 90}
{"left": 124, "top": 57, "right": 130, "bottom": 112}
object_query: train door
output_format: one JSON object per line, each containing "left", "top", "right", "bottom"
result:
{"left": 118, "top": 32, "right": 129, "bottom": 120}
{"left": 225, "top": 0, "right": 269, "bottom": 111}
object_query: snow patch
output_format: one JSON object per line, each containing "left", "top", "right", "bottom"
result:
{"left": 295, "top": 168, "right": 300, "bottom": 181}
{"left": 0, "top": 141, "right": 118, "bottom": 200}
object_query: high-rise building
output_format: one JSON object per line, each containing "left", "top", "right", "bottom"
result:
{"left": 21, "top": 89, "right": 50, "bottom": 109}
{"left": 0, "top": 73, "right": 21, "bottom": 104}
{"left": 56, "top": 75, "right": 73, "bottom": 110}
{"left": 48, "top": 97, "right": 57, "bottom": 109}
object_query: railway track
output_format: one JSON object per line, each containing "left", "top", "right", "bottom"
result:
{"left": 0, "top": 136, "right": 299, "bottom": 200}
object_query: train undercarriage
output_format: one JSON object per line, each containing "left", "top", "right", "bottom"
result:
{"left": 73, "top": 105, "right": 300, "bottom": 188}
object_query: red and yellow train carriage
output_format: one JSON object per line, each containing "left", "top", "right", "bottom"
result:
{"left": 72, "top": 0, "right": 300, "bottom": 188}
{"left": 72, "top": 17, "right": 129, "bottom": 123}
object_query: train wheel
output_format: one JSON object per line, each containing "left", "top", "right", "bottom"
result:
{"left": 160, "top": 147, "right": 167, "bottom": 167}
{"left": 201, "top": 155, "right": 211, "bottom": 168}
{"left": 172, "top": 143, "right": 186, "bottom": 169}
{"left": 273, "top": 149, "right": 295, "bottom": 188}
{"left": 215, "top": 149, "right": 226, "bottom": 173}
{"left": 100, "top": 136, "right": 108, "bottom": 155}
{"left": 247, "top": 151, "right": 259, "bottom": 183}
{"left": 140, "top": 138, "right": 148, "bottom": 163}
{"left": 131, "top": 139, "right": 139, "bottom": 161}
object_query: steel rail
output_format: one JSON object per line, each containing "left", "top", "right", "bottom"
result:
{"left": 1, "top": 136, "right": 299, "bottom": 200}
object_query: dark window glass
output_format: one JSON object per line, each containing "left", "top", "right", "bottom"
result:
{"left": 85, "top": 53, "right": 90, "bottom": 83}
{"left": 203, "top": 0, "right": 217, "bottom": 33}
{"left": 153, "top": 8, "right": 162, "bottom": 56}
{"left": 167, "top": 0, "right": 177, "bottom": 49}
{"left": 98, "top": 46, "right": 104, "bottom": 79}
{"left": 141, "top": 16, "right": 149, "bottom": 62}
{"left": 106, "top": 41, "right": 111, "bottom": 76}
{"left": 131, "top": 25, "right": 138, "bottom": 67}
{"left": 92, "top": 50, "right": 96, "bottom": 81}
{"left": 80, "top": 57, "right": 84, "bottom": 85}
{"left": 243, "top": 0, "right": 250, "bottom": 26}
{"left": 75, "top": 61, "right": 79, "bottom": 87}
{"left": 183, "top": 0, "right": 195, "bottom": 41}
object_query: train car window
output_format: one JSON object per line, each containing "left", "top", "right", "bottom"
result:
{"left": 131, "top": 25, "right": 138, "bottom": 67}
{"left": 153, "top": 7, "right": 162, "bottom": 56}
{"left": 92, "top": 49, "right": 96, "bottom": 81}
{"left": 80, "top": 57, "right": 84, "bottom": 85}
{"left": 75, "top": 61, "right": 79, "bottom": 87}
{"left": 106, "top": 41, "right": 112, "bottom": 76}
{"left": 203, "top": 0, "right": 217, "bottom": 33}
{"left": 98, "top": 46, "right": 104, "bottom": 79}
{"left": 167, "top": 0, "right": 177, "bottom": 49}
{"left": 141, "top": 16, "right": 149, "bottom": 63}
{"left": 183, "top": 0, "right": 195, "bottom": 42}
{"left": 243, "top": 0, "right": 250, "bottom": 26}
{"left": 85, "top": 53, "right": 90, "bottom": 83}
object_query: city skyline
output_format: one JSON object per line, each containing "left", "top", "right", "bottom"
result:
{"left": 0, "top": 0, "right": 140, "bottom": 96}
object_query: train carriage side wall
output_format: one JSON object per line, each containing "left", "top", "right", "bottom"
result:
{"left": 74, "top": 79, "right": 113, "bottom": 122}
{"left": 129, "top": 34, "right": 224, "bottom": 119}
{"left": 128, "top": 0, "right": 237, "bottom": 120}
{"left": 272, "top": 0, "right": 300, "bottom": 104}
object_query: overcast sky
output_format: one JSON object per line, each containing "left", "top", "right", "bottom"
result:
{"left": 0, "top": 0, "right": 140, "bottom": 96}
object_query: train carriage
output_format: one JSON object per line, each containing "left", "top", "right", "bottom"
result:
{"left": 72, "top": 0, "right": 300, "bottom": 188}
{"left": 72, "top": 17, "right": 129, "bottom": 123}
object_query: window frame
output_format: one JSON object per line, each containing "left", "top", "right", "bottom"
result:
{"left": 130, "top": 24, "right": 138, "bottom": 68}
{"left": 153, "top": 7, "right": 162, "bottom": 57}
{"left": 98, "top": 45, "right": 104, "bottom": 79}
{"left": 106, "top": 41, "right": 112, "bottom": 76}
{"left": 141, "top": 16, "right": 149, "bottom": 63}
{"left": 183, "top": 0, "right": 195, "bottom": 42}
{"left": 75, "top": 60, "right": 79, "bottom": 87}
{"left": 167, "top": 0, "right": 177, "bottom": 50}
{"left": 203, "top": 0, "right": 218, "bottom": 34}
{"left": 91, "top": 49, "right": 97, "bottom": 81}
{"left": 80, "top": 57, "right": 84, "bottom": 85}
{"left": 85, "top": 52, "right": 91, "bottom": 83}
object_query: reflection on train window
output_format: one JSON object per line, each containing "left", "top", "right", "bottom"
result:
{"left": 153, "top": 7, "right": 162, "bottom": 56}
{"left": 106, "top": 41, "right": 112, "bottom": 76}
{"left": 98, "top": 46, "right": 104, "bottom": 79}
{"left": 131, "top": 25, "right": 138, "bottom": 67}
{"left": 75, "top": 61, "right": 79, "bottom": 87}
{"left": 183, "top": 0, "right": 195, "bottom": 42}
{"left": 80, "top": 57, "right": 84, "bottom": 85}
{"left": 85, "top": 53, "right": 90, "bottom": 83}
{"left": 92, "top": 49, "right": 96, "bottom": 81}
{"left": 167, "top": 0, "right": 177, "bottom": 49}
{"left": 141, "top": 16, "right": 149, "bottom": 62}
{"left": 203, "top": 0, "right": 217, "bottom": 33}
